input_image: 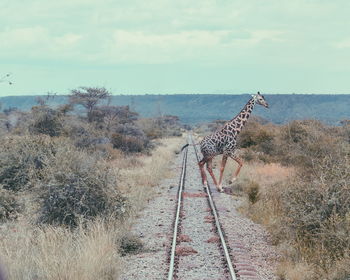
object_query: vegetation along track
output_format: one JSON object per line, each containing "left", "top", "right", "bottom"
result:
{"left": 167, "top": 135, "right": 243, "bottom": 280}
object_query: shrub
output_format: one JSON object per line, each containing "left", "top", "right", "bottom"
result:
{"left": 38, "top": 144, "right": 127, "bottom": 227}
{"left": 119, "top": 234, "right": 144, "bottom": 256}
{"left": 282, "top": 120, "right": 310, "bottom": 143}
{"left": 29, "top": 106, "right": 63, "bottom": 137}
{"left": 63, "top": 119, "right": 94, "bottom": 147}
{"left": 328, "top": 257, "right": 350, "bottom": 280}
{"left": 89, "top": 105, "right": 139, "bottom": 128}
{"left": 2, "top": 111, "right": 30, "bottom": 135}
{"left": 0, "top": 134, "right": 128, "bottom": 227}
{"left": 137, "top": 116, "right": 183, "bottom": 139}
{"left": 0, "top": 114, "right": 9, "bottom": 136}
{"left": 238, "top": 121, "right": 276, "bottom": 155}
{"left": 0, "top": 188, "right": 21, "bottom": 222}
{"left": 241, "top": 149, "right": 256, "bottom": 162}
{"left": 62, "top": 118, "right": 111, "bottom": 150}
{"left": 111, "top": 133, "right": 145, "bottom": 153}
{"left": 246, "top": 181, "right": 260, "bottom": 204}
{"left": 114, "top": 123, "right": 146, "bottom": 138}
{"left": 278, "top": 120, "right": 344, "bottom": 171}
{"left": 237, "top": 120, "right": 350, "bottom": 278}
{"left": 271, "top": 153, "right": 350, "bottom": 270}
{"left": 0, "top": 135, "right": 54, "bottom": 191}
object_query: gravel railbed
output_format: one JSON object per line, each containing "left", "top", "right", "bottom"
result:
{"left": 176, "top": 147, "right": 226, "bottom": 279}
{"left": 210, "top": 189, "right": 280, "bottom": 280}
{"left": 119, "top": 153, "right": 183, "bottom": 280}
{"left": 120, "top": 145, "right": 280, "bottom": 280}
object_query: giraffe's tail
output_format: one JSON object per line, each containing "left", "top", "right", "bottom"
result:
{"left": 180, "top": 144, "right": 189, "bottom": 152}
{"left": 180, "top": 143, "right": 200, "bottom": 152}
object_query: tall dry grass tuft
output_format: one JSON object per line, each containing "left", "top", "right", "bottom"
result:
{"left": 0, "top": 219, "right": 121, "bottom": 280}
{"left": 276, "top": 261, "right": 315, "bottom": 280}
{"left": 223, "top": 160, "right": 294, "bottom": 227}
{"left": 116, "top": 137, "right": 184, "bottom": 214}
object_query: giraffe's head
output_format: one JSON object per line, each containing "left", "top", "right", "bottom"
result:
{"left": 252, "top": 92, "right": 269, "bottom": 108}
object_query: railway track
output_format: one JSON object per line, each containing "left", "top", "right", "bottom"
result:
{"left": 167, "top": 136, "right": 238, "bottom": 280}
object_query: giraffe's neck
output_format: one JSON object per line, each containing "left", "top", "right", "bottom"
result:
{"left": 221, "top": 97, "right": 256, "bottom": 136}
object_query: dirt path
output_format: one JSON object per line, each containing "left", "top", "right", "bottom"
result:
{"left": 120, "top": 146, "right": 280, "bottom": 280}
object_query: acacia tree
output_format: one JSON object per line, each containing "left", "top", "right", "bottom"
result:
{"left": 69, "top": 87, "right": 111, "bottom": 122}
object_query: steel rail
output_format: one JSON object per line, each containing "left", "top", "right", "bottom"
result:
{"left": 167, "top": 143, "right": 188, "bottom": 280}
{"left": 191, "top": 135, "right": 238, "bottom": 280}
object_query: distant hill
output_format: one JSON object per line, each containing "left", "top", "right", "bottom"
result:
{"left": 0, "top": 94, "right": 349, "bottom": 125}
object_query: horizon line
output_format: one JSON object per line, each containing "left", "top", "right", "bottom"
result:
{"left": 1, "top": 92, "right": 350, "bottom": 98}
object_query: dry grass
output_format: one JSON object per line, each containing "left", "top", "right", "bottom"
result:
{"left": 223, "top": 159, "right": 294, "bottom": 226}
{"left": 220, "top": 150, "right": 350, "bottom": 279}
{"left": 0, "top": 136, "right": 184, "bottom": 280}
{"left": 0, "top": 219, "right": 121, "bottom": 280}
{"left": 276, "top": 261, "right": 315, "bottom": 280}
{"left": 115, "top": 137, "right": 184, "bottom": 214}
{"left": 213, "top": 155, "right": 294, "bottom": 195}
{"left": 198, "top": 120, "right": 350, "bottom": 279}
{"left": 238, "top": 161, "right": 294, "bottom": 189}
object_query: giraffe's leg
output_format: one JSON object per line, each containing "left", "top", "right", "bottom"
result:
{"left": 229, "top": 155, "right": 243, "bottom": 183}
{"left": 198, "top": 158, "right": 208, "bottom": 186}
{"left": 217, "top": 155, "right": 228, "bottom": 191}
{"left": 206, "top": 158, "right": 221, "bottom": 192}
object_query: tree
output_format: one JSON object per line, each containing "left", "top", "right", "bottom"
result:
{"left": 69, "top": 87, "right": 111, "bottom": 122}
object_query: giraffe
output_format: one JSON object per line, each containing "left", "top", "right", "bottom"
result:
{"left": 198, "top": 92, "right": 269, "bottom": 192}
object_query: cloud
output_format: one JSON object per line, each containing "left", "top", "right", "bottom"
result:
{"left": 0, "top": 23, "right": 285, "bottom": 64}
{"left": 106, "top": 29, "right": 285, "bottom": 63}
{"left": 0, "top": 26, "right": 83, "bottom": 60}
{"left": 1, "top": 0, "right": 350, "bottom": 94}
{"left": 108, "top": 30, "right": 225, "bottom": 63}
{"left": 0, "top": 27, "right": 48, "bottom": 47}
{"left": 53, "top": 33, "right": 83, "bottom": 50}
{"left": 333, "top": 39, "right": 350, "bottom": 49}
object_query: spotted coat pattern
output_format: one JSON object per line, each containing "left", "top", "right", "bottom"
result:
{"left": 200, "top": 97, "right": 257, "bottom": 159}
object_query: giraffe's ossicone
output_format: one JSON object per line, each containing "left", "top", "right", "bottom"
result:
{"left": 198, "top": 92, "right": 269, "bottom": 192}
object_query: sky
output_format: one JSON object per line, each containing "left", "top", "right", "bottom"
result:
{"left": 0, "top": 0, "right": 350, "bottom": 96}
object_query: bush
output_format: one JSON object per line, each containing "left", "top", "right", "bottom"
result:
{"left": 237, "top": 120, "right": 348, "bottom": 170}
{"left": 235, "top": 119, "right": 350, "bottom": 277}
{"left": 241, "top": 149, "right": 256, "bottom": 162}
{"left": 29, "top": 106, "right": 63, "bottom": 137}
{"left": 0, "top": 188, "right": 21, "bottom": 222}
{"left": 137, "top": 116, "right": 183, "bottom": 139}
{"left": 114, "top": 123, "right": 146, "bottom": 138}
{"left": 62, "top": 118, "right": 111, "bottom": 151}
{"left": 111, "top": 133, "right": 145, "bottom": 153}
{"left": 38, "top": 144, "right": 127, "bottom": 227}
{"left": 0, "top": 134, "right": 128, "bottom": 227}
{"left": 267, "top": 151, "right": 350, "bottom": 271}
{"left": 277, "top": 120, "right": 344, "bottom": 171}
{"left": 119, "top": 235, "right": 144, "bottom": 256}
{"left": 238, "top": 121, "right": 276, "bottom": 155}
{"left": 246, "top": 181, "right": 260, "bottom": 204}
{"left": 0, "top": 135, "right": 54, "bottom": 191}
